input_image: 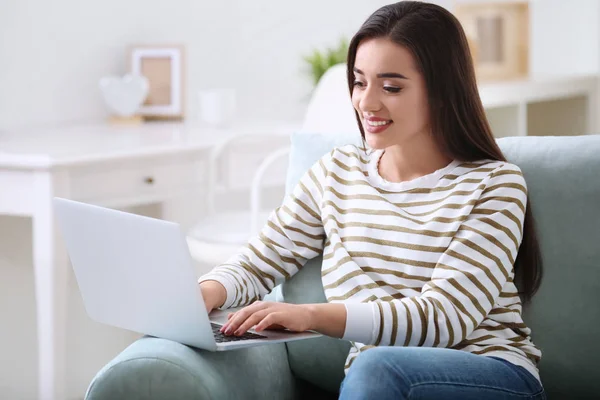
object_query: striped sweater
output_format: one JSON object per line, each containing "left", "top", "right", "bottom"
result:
{"left": 199, "top": 144, "right": 542, "bottom": 381}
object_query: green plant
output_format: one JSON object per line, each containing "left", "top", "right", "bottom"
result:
{"left": 302, "top": 37, "right": 349, "bottom": 86}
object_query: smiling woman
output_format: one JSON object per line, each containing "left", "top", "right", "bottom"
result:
{"left": 199, "top": 2, "right": 546, "bottom": 399}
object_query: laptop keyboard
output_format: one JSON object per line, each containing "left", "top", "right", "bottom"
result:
{"left": 211, "top": 323, "right": 267, "bottom": 343}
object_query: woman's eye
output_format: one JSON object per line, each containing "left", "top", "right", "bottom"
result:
{"left": 353, "top": 80, "right": 365, "bottom": 88}
{"left": 384, "top": 86, "right": 401, "bottom": 93}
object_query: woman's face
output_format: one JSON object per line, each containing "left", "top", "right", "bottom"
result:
{"left": 351, "top": 37, "right": 430, "bottom": 150}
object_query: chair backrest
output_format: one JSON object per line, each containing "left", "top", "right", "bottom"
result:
{"left": 282, "top": 127, "right": 600, "bottom": 397}
{"left": 300, "top": 64, "right": 360, "bottom": 136}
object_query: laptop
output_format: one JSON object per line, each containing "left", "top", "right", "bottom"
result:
{"left": 53, "top": 197, "right": 321, "bottom": 351}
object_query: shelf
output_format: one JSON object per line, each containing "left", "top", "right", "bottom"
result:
{"left": 479, "top": 75, "right": 598, "bottom": 137}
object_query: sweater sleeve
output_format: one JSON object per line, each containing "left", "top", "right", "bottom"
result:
{"left": 343, "top": 164, "right": 527, "bottom": 347}
{"left": 198, "top": 151, "right": 331, "bottom": 309}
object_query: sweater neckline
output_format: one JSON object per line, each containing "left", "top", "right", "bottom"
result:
{"left": 367, "top": 149, "right": 461, "bottom": 191}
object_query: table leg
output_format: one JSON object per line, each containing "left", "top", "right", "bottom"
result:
{"left": 33, "top": 172, "right": 69, "bottom": 400}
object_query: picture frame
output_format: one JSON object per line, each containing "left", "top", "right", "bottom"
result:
{"left": 454, "top": 2, "right": 529, "bottom": 82}
{"left": 130, "top": 45, "right": 185, "bottom": 119}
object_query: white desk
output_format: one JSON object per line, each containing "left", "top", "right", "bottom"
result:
{"left": 0, "top": 121, "right": 295, "bottom": 400}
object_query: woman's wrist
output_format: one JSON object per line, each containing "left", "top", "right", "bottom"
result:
{"left": 305, "top": 303, "right": 347, "bottom": 338}
{"left": 200, "top": 280, "right": 227, "bottom": 310}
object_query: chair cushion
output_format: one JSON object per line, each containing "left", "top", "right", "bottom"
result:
{"left": 285, "top": 132, "right": 362, "bottom": 194}
{"left": 497, "top": 135, "right": 600, "bottom": 398}
{"left": 282, "top": 133, "right": 600, "bottom": 398}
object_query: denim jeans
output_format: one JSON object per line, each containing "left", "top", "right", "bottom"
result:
{"left": 339, "top": 347, "right": 546, "bottom": 400}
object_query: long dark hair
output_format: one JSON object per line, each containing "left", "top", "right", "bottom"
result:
{"left": 346, "top": 1, "right": 543, "bottom": 302}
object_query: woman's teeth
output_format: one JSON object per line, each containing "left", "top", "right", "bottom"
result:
{"left": 367, "top": 120, "right": 392, "bottom": 127}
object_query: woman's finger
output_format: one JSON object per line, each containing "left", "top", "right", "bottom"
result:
{"left": 255, "top": 312, "right": 283, "bottom": 332}
{"left": 221, "top": 302, "right": 268, "bottom": 334}
{"left": 233, "top": 309, "right": 270, "bottom": 336}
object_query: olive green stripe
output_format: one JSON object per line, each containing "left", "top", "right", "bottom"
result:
{"left": 299, "top": 180, "right": 319, "bottom": 211}
{"left": 490, "top": 169, "right": 524, "bottom": 179}
{"left": 326, "top": 184, "right": 486, "bottom": 210}
{"left": 410, "top": 297, "right": 428, "bottom": 347}
{"left": 247, "top": 244, "right": 292, "bottom": 279}
{"left": 443, "top": 166, "right": 497, "bottom": 181}
{"left": 458, "top": 334, "right": 497, "bottom": 346}
{"left": 488, "top": 306, "right": 522, "bottom": 316}
{"left": 259, "top": 233, "right": 320, "bottom": 260}
{"left": 268, "top": 218, "right": 325, "bottom": 242}
{"left": 326, "top": 283, "right": 416, "bottom": 302}
{"left": 476, "top": 324, "right": 529, "bottom": 339}
{"left": 282, "top": 205, "right": 321, "bottom": 229}
{"left": 430, "top": 297, "right": 454, "bottom": 346}
{"left": 460, "top": 225, "right": 514, "bottom": 266}
{"left": 321, "top": 255, "right": 353, "bottom": 276}
{"left": 340, "top": 234, "right": 447, "bottom": 253}
{"left": 322, "top": 200, "right": 470, "bottom": 226}
{"left": 477, "top": 216, "right": 521, "bottom": 251}
{"left": 390, "top": 302, "right": 399, "bottom": 346}
{"left": 424, "top": 282, "right": 477, "bottom": 329}
{"left": 291, "top": 196, "right": 321, "bottom": 222}
{"left": 401, "top": 301, "right": 413, "bottom": 346}
{"left": 451, "top": 236, "right": 510, "bottom": 280}
{"left": 322, "top": 232, "right": 447, "bottom": 256}
{"left": 325, "top": 283, "right": 374, "bottom": 301}
{"left": 374, "top": 302, "right": 385, "bottom": 346}
{"left": 238, "top": 259, "right": 272, "bottom": 291}
{"left": 318, "top": 159, "right": 328, "bottom": 178}
{"left": 470, "top": 208, "right": 523, "bottom": 236}
{"left": 485, "top": 182, "right": 527, "bottom": 196}
{"left": 322, "top": 248, "right": 438, "bottom": 274}
{"left": 356, "top": 266, "right": 432, "bottom": 282}
{"left": 336, "top": 148, "right": 368, "bottom": 164}
{"left": 400, "top": 178, "right": 484, "bottom": 195}
{"left": 349, "top": 251, "right": 437, "bottom": 269}
{"left": 470, "top": 345, "right": 520, "bottom": 356}
{"left": 323, "top": 273, "right": 420, "bottom": 293}
{"left": 331, "top": 157, "right": 368, "bottom": 174}
{"left": 307, "top": 169, "right": 323, "bottom": 197}
{"left": 476, "top": 195, "right": 525, "bottom": 216}
{"left": 321, "top": 216, "right": 457, "bottom": 238}
{"left": 445, "top": 249, "right": 503, "bottom": 292}
{"left": 445, "top": 277, "right": 487, "bottom": 318}
{"left": 435, "top": 264, "right": 494, "bottom": 306}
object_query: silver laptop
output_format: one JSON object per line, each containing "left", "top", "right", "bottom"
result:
{"left": 53, "top": 197, "right": 321, "bottom": 351}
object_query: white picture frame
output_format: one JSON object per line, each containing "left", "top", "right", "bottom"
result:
{"left": 130, "top": 45, "right": 185, "bottom": 119}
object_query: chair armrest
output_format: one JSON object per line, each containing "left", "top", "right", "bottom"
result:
{"left": 207, "top": 133, "right": 289, "bottom": 214}
{"left": 249, "top": 146, "right": 291, "bottom": 236}
{"left": 86, "top": 337, "right": 298, "bottom": 400}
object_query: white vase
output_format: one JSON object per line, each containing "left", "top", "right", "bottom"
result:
{"left": 198, "top": 88, "right": 236, "bottom": 127}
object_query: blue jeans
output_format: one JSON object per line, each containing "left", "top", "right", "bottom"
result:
{"left": 339, "top": 347, "right": 545, "bottom": 400}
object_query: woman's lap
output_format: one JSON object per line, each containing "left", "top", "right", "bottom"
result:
{"left": 339, "top": 347, "right": 545, "bottom": 400}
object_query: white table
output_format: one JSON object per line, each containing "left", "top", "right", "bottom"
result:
{"left": 0, "top": 121, "right": 296, "bottom": 400}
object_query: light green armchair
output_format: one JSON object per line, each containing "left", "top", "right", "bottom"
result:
{"left": 86, "top": 134, "right": 600, "bottom": 400}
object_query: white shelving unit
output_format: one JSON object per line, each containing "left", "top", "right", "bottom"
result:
{"left": 481, "top": 75, "right": 599, "bottom": 138}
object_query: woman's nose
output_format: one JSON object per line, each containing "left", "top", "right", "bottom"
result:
{"left": 359, "top": 86, "right": 382, "bottom": 113}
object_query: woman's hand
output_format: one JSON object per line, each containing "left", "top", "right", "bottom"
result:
{"left": 220, "top": 301, "right": 314, "bottom": 336}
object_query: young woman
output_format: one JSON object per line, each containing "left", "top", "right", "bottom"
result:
{"left": 199, "top": 2, "right": 545, "bottom": 399}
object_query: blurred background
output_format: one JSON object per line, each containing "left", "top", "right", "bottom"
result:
{"left": 1, "top": 0, "right": 599, "bottom": 399}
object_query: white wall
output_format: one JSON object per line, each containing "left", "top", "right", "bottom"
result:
{"left": 2, "top": 0, "right": 597, "bottom": 132}
{"left": 0, "top": 0, "right": 393, "bottom": 131}
{"left": 530, "top": 0, "right": 600, "bottom": 76}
